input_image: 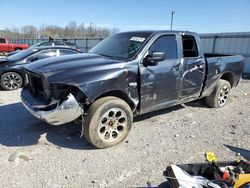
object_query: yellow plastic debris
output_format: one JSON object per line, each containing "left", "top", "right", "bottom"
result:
{"left": 234, "top": 174, "right": 250, "bottom": 188}
{"left": 205, "top": 152, "right": 217, "bottom": 163}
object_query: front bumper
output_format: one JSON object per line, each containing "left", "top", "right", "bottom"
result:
{"left": 21, "top": 88, "right": 82, "bottom": 126}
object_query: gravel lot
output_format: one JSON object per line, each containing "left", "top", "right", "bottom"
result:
{"left": 0, "top": 80, "right": 249, "bottom": 187}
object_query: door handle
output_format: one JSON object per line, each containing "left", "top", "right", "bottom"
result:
{"left": 188, "top": 63, "right": 203, "bottom": 70}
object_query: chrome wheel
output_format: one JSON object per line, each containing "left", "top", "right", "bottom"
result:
{"left": 218, "top": 85, "right": 230, "bottom": 107}
{"left": 98, "top": 108, "right": 128, "bottom": 142}
{"left": 1, "top": 72, "right": 22, "bottom": 90}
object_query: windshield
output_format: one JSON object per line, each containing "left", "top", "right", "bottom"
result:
{"left": 89, "top": 32, "right": 152, "bottom": 60}
{"left": 7, "top": 48, "right": 37, "bottom": 61}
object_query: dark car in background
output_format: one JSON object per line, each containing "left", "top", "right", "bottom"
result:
{"left": 7, "top": 39, "right": 79, "bottom": 57}
{"left": 0, "top": 46, "right": 80, "bottom": 90}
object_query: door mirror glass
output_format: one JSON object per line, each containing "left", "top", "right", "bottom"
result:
{"left": 150, "top": 52, "right": 165, "bottom": 61}
{"left": 143, "top": 52, "right": 165, "bottom": 66}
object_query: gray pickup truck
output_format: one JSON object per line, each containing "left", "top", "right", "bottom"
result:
{"left": 21, "top": 31, "right": 244, "bottom": 148}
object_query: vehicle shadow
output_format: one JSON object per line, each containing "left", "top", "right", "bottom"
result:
{"left": 184, "top": 99, "right": 208, "bottom": 108}
{"left": 134, "top": 99, "right": 207, "bottom": 122}
{"left": 0, "top": 100, "right": 208, "bottom": 150}
{"left": 224, "top": 144, "right": 250, "bottom": 161}
{"left": 134, "top": 105, "right": 184, "bottom": 122}
{"left": 0, "top": 102, "right": 93, "bottom": 150}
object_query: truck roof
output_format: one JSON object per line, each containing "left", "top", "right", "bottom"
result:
{"left": 120, "top": 30, "right": 198, "bottom": 36}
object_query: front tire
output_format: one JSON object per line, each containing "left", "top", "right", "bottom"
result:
{"left": 0, "top": 72, "right": 23, "bottom": 90}
{"left": 206, "top": 79, "right": 231, "bottom": 108}
{"left": 84, "top": 96, "right": 133, "bottom": 149}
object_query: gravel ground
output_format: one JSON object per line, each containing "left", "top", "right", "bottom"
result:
{"left": 0, "top": 80, "right": 249, "bottom": 188}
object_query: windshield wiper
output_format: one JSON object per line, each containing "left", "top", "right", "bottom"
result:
{"left": 98, "top": 53, "right": 125, "bottom": 60}
{"left": 98, "top": 53, "right": 113, "bottom": 58}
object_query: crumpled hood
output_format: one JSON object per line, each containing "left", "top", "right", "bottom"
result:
{"left": 25, "top": 53, "right": 126, "bottom": 83}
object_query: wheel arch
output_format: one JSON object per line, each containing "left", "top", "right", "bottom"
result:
{"left": 95, "top": 90, "right": 136, "bottom": 112}
{"left": 220, "top": 72, "right": 234, "bottom": 88}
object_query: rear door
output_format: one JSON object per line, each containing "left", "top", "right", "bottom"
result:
{"left": 179, "top": 35, "right": 206, "bottom": 102}
{"left": 139, "top": 34, "right": 181, "bottom": 114}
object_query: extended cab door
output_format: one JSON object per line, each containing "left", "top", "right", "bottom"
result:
{"left": 139, "top": 34, "right": 181, "bottom": 114}
{"left": 179, "top": 35, "right": 206, "bottom": 102}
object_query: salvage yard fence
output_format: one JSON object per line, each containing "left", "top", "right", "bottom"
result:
{"left": 200, "top": 32, "right": 250, "bottom": 75}
{"left": 9, "top": 38, "right": 104, "bottom": 53}
{"left": 8, "top": 32, "right": 250, "bottom": 74}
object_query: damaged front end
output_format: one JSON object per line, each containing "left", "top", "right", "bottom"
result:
{"left": 21, "top": 71, "right": 84, "bottom": 126}
{"left": 21, "top": 88, "right": 82, "bottom": 125}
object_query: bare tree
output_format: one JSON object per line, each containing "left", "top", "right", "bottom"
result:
{"left": 1, "top": 22, "right": 119, "bottom": 39}
{"left": 20, "top": 25, "right": 38, "bottom": 38}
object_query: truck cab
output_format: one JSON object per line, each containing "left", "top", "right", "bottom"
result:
{"left": 138, "top": 32, "right": 206, "bottom": 113}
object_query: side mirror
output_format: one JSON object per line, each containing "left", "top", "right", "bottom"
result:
{"left": 143, "top": 52, "right": 165, "bottom": 66}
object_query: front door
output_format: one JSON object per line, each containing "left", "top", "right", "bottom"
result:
{"left": 139, "top": 35, "right": 180, "bottom": 114}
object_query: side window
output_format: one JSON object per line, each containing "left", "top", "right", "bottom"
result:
{"left": 149, "top": 35, "right": 178, "bottom": 60}
{"left": 36, "top": 50, "right": 57, "bottom": 60}
{"left": 59, "top": 49, "right": 78, "bottom": 56}
{"left": 182, "top": 35, "right": 199, "bottom": 57}
{"left": 27, "top": 50, "right": 57, "bottom": 62}
{"left": 0, "top": 38, "right": 6, "bottom": 43}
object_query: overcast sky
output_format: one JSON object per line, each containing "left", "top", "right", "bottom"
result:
{"left": 1, "top": 0, "right": 250, "bottom": 33}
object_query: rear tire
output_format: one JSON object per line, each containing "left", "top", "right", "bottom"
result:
{"left": 206, "top": 79, "right": 231, "bottom": 108}
{"left": 83, "top": 96, "right": 133, "bottom": 149}
{"left": 0, "top": 72, "right": 23, "bottom": 90}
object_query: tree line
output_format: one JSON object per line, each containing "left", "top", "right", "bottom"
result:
{"left": 0, "top": 22, "right": 119, "bottom": 39}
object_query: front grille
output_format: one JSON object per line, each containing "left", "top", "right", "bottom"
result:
{"left": 25, "top": 70, "right": 46, "bottom": 99}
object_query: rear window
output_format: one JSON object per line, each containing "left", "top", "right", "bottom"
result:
{"left": 0, "top": 38, "right": 6, "bottom": 43}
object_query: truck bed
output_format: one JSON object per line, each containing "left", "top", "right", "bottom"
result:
{"left": 201, "top": 53, "right": 244, "bottom": 97}
{"left": 204, "top": 53, "right": 232, "bottom": 58}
